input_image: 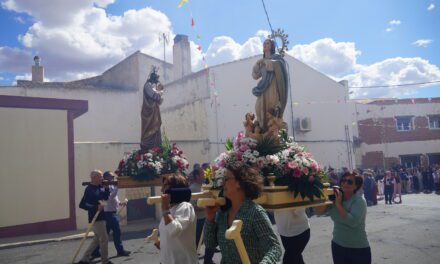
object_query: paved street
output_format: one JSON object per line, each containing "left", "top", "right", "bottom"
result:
{"left": 0, "top": 193, "right": 439, "bottom": 264}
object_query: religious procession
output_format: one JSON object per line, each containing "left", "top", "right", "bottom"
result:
{"left": 1, "top": 1, "right": 439, "bottom": 264}
{"left": 73, "top": 32, "right": 370, "bottom": 264}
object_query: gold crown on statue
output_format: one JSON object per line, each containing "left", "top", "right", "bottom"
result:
{"left": 268, "top": 28, "right": 289, "bottom": 57}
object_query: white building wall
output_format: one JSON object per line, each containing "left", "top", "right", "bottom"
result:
{"left": 360, "top": 140, "right": 440, "bottom": 156}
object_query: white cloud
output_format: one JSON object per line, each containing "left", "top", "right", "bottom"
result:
{"left": 1, "top": 0, "right": 115, "bottom": 26}
{"left": 12, "top": 73, "right": 31, "bottom": 84}
{"left": 3, "top": 5, "right": 173, "bottom": 81}
{"left": 199, "top": 33, "right": 264, "bottom": 69}
{"left": 1, "top": 2, "right": 438, "bottom": 99}
{"left": 283, "top": 37, "right": 440, "bottom": 98}
{"left": 0, "top": 46, "right": 31, "bottom": 73}
{"left": 288, "top": 38, "right": 361, "bottom": 77}
{"left": 344, "top": 57, "right": 440, "bottom": 98}
{"left": 428, "top": 3, "right": 435, "bottom": 11}
{"left": 413, "top": 39, "right": 433, "bottom": 47}
{"left": 385, "top": 20, "right": 401, "bottom": 32}
{"left": 14, "top": 16, "right": 25, "bottom": 24}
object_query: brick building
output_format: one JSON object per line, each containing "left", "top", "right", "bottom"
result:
{"left": 353, "top": 98, "right": 440, "bottom": 169}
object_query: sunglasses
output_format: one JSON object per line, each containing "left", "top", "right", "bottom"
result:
{"left": 341, "top": 179, "right": 354, "bottom": 185}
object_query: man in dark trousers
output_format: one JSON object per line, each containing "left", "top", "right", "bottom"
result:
{"left": 92, "top": 171, "right": 130, "bottom": 258}
{"left": 77, "top": 170, "right": 112, "bottom": 264}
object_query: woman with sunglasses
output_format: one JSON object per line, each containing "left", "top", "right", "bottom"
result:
{"left": 315, "top": 171, "right": 371, "bottom": 264}
{"left": 204, "top": 165, "right": 282, "bottom": 264}
{"left": 156, "top": 174, "right": 198, "bottom": 264}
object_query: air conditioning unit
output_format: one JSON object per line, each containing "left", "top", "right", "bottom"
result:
{"left": 299, "top": 117, "right": 312, "bottom": 131}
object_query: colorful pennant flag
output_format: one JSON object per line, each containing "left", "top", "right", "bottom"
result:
{"left": 191, "top": 17, "right": 195, "bottom": 27}
{"left": 178, "top": 0, "right": 188, "bottom": 8}
{"left": 197, "top": 45, "right": 202, "bottom": 51}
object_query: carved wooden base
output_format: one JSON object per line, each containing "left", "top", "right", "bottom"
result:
{"left": 201, "top": 185, "right": 334, "bottom": 210}
{"left": 118, "top": 174, "right": 170, "bottom": 188}
{"left": 258, "top": 186, "right": 333, "bottom": 210}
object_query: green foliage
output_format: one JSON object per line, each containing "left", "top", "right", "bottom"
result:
{"left": 256, "top": 135, "right": 284, "bottom": 156}
{"left": 225, "top": 137, "right": 234, "bottom": 151}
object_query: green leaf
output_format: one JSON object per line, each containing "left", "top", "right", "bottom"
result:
{"left": 225, "top": 138, "right": 234, "bottom": 151}
{"left": 256, "top": 135, "right": 283, "bottom": 156}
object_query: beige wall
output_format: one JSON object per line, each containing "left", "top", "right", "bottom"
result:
{"left": 0, "top": 108, "right": 69, "bottom": 227}
{"left": 74, "top": 142, "right": 139, "bottom": 229}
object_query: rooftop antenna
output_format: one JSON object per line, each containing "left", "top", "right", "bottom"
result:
{"left": 158, "top": 32, "right": 170, "bottom": 82}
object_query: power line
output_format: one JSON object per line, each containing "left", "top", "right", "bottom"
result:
{"left": 261, "top": 0, "right": 274, "bottom": 34}
{"left": 349, "top": 80, "right": 440, "bottom": 89}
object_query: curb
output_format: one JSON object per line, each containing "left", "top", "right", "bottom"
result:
{"left": 0, "top": 232, "right": 94, "bottom": 250}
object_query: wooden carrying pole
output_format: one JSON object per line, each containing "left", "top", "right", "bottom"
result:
{"left": 146, "top": 191, "right": 212, "bottom": 205}
{"left": 196, "top": 197, "right": 226, "bottom": 208}
{"left": 71, "top": 201, "right": 106, "bottom": 264}
{"left": 146, "top": 229, "right": 160, "bottom": 243}
{"left": 225, "top": 220, "right": 251, "bottom": 264}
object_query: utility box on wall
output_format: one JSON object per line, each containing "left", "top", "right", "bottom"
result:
{"left": 298, "top": 117, "right": 312, "bottom": 132}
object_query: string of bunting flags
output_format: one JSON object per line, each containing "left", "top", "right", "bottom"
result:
{"left": 176, "top": 0, "right": 216, "bottom": 99}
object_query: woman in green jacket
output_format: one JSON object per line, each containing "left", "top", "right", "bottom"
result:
{"left": 315, "top": 171, "right": 371, "bottom": 264}
{"left": 204, "top": 166, "right": 282, "bottom": 264}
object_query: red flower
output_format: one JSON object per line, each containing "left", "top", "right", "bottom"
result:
{"left": 151, "top": 147, "right": 161, "bottom": 153}
{"left": 292, "top": 168, "right": 301, "bottom": 178}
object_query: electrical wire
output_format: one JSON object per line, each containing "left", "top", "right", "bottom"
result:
{"left": 349, "top": 80, "right": 440, "bottom": 89}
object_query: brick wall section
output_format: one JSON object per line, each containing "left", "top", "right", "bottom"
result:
{"left": 361, "top": 152, "right": 400, "bottom": 169}
{"left": 362, "top": 151, "right": 384, "bottom": 169}
{"left": 358, "top": 116, "right": 440, "bottom": 144}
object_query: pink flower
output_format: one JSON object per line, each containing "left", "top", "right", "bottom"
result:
{"left": 239, "top": 145, "right": 249, "bottom": 152}
{"left": 292, "top": 168, "right": 301, "bottom": 178}
{"left": 219, "top": 160, "right": 226, "bottom": 167}
{"left": 311, "top": 162, "right": 319, "bottom": 172}
{"left": 287, "top": 161, "right": 298, "bottom": 169}
{"left": 236, "top": 152, "right": 243, "bottom": 161}
{"left": 308, "top": 176, "right": 315, "bottom": 183}
{"left": 302, "top": 167, "right": 309, "bottom": 175}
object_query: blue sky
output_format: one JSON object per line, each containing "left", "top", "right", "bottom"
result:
{"left": 0, "top": 0, "right": 439, "bottom": 99}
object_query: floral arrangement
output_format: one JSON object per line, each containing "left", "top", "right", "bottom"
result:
{"left": 117, "top": 136, "right": 189, "bottom": 181}
{"left": 209, "top": 130, "right": 327, "bottom": 200}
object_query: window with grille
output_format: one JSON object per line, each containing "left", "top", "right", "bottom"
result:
{"left": 395, "top": 116, "right": 413, "bottom": 131}
{"left": 428, "top": 115, "right": 440, "bottom": 129}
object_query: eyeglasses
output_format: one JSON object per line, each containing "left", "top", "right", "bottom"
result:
{"left": 341, "top": 179, "right": 354, "bottom": 185}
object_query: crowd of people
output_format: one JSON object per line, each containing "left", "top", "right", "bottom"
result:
{"left": 75, "top": 163, "right": 440, "bottom": 264}
{"left": 329, "top": 164, "right": 440, "bottom": 207}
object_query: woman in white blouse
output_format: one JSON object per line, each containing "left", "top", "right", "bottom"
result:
{"left": 156, "top": 174, "right": 197, "bottom": 264}
{"left": 274, "top": 208, "right": 310, "bottom": 264}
